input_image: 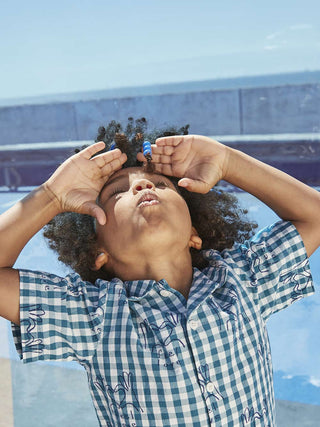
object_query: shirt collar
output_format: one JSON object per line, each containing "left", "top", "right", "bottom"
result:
{"left": 186, "top": 266, "right": 227, "bottom": 314}
{"left": 120, "top": 263, "right": 227, "bottom": 316}
{"left": 124, "top": 278, "right": 156, "bottom": 299}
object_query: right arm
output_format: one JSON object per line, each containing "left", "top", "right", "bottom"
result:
{"left": 0, "top": 187, "right": 60, "bottom": 325}
{"left": 0, "top": 142, "right": 127, "bottom": 325}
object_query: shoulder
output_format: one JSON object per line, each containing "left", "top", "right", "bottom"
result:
{"left": 202, "top": 221, "right": 301, "bottom": 263}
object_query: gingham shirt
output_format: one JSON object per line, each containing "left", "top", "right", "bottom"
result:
{"left": 12, "top": 221, "right": 315, "bottom": 427}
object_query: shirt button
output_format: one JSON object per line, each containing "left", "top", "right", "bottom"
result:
{"left": 160, "top": 289, "right": 170, "bottom": 297}
{"left": 189, "top": 320, "right": 199, "bottom": 330}
{"left": 206, "top": 382, "right": 215, "bottom": 393}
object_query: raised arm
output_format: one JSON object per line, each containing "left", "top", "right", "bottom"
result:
{"left": 146, "top": 135, "right": 320, "bottom": 257}
{"left": 224, "top": 147, "right": 320, "bottom": 256}
{"left": 0, "top": 143, "right": 127, "bottom": 324}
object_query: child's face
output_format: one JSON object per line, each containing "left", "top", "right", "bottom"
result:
{"left": 96, "top": 167, "right": 193, "bottom": 269}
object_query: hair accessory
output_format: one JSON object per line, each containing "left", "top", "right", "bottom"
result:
{"left": 109, "top": 142, "right": 116, "bottom": 150}
{"left": 143, "top": 141, "right": 152, "bottom": 162}
{"left": 211, "top": 188, "right": 222, "bottom": 195}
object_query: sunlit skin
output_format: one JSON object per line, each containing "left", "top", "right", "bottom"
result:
{"left": 1, "top": 135, "right": 320, "bottom": 326}
{"left": 94, "top": 167, "right": 202, "bottom": 299}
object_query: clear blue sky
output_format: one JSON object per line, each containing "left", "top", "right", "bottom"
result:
{"left": 0, "top": 0, "right": 319, "bottom": 100}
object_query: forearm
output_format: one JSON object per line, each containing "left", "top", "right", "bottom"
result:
{"left": 225, "top": 148, "right": 320, "bottom": 255}
{"left": 0, "top": 184, "right": 61, "bottom": 268}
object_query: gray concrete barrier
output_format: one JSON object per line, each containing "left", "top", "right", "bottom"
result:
{"left": 0, "top": 82, "right": 319, "bottom": 146}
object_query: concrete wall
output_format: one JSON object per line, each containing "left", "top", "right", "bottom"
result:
{"left": 0, "top": 82, "right": 319, "bottom": 145}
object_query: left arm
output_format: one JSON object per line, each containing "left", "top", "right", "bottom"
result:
{"left": 224, "top": 147, "right": 320, "bottom": 257}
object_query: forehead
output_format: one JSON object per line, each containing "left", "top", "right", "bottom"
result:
{"left": 108, "top": 167, "right": 159, "bottom": 183}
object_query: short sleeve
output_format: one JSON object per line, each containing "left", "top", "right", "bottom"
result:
{"left": 202, "top": 221, "right": 316, "bottom": 322}
{"left": 11, "top": 269, "right": 107, "bottom": 364}
{"left": 235, "top": 221, "right": 315, "bottom": 321}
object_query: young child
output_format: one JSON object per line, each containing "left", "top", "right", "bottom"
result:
{"left": 0, "top": 118, "right": 319, "bottom": 427}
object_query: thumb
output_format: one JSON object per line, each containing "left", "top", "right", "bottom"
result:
{"left": 82, "top": 202, "right": 107, "bottom": 226}
{"left": 178, "top": 178, "right": 211, "bottom": 194}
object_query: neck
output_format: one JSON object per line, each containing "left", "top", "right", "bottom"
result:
{"left": 108, "top": 249, "right": 194, "bottom": 300}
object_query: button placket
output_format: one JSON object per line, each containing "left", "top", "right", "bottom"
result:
{"left": 160, "top": 289, "right": 170, "bottom": 298}
{"left": 189, "top": 319, "right": 199, "bottom": 330}
{"left": 186, "top": 314, "right": 223, "bottom": 423}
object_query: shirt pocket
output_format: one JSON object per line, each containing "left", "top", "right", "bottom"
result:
{"left": 207, "top": 288, "right": 253, "bottom": 343}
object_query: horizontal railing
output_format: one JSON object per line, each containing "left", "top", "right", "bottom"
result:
{"left": 1, "top": 134, "right": 320, "bottom": 190}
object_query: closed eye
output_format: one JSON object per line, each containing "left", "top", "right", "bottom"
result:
{"left": 109, "top": 187, "right": 126, "bottom": 197}
{"left": 155, "top": 180, "right": 170, "bottom": 188}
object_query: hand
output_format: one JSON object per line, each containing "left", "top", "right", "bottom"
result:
{"left": 44, "top": 142, "right": 127, "bottom": 225}
{"left": 137, "top": 135, "right": 229, "bottom": 193}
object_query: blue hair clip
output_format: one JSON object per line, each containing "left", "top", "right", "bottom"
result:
{"left": 109, "top": 142, "right": 116, "bottom": 151}
{"left": 143, "top": 141, "right": 152, "bottom": 162}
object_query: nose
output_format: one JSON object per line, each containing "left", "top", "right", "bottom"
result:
{"left": 132, "top": 179, "right": 155, "bottom": 194}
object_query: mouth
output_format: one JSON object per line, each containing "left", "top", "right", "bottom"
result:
{"left": 137, "top": 191, "right": 160, "bottom": 208}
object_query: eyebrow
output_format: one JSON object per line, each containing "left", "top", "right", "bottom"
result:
{"left": 105, "top": 171, "right": 169, "bottom": 187}
{"left": 99, "top": 171, "right": 175, "bottom": 201}
{"left": 98, "top": 176, "right": 126, "bottom": 204}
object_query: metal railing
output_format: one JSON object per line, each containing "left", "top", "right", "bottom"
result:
{"left": 1, "top": 134, "right": 320, "bottom": 190}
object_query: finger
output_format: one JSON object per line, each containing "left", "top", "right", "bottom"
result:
{"left": 100, "top": 153, "right": 127, "bottom": 177}
{"left": 92, "top": 148, "right": 123, "bottom": 168}
{"left": 151, "top": 144, "right": 175, "bottom": 156}
{"left": 81, "top": 141, "right": 106, "bottom": 160}
{"left": 137, "top": 144, "right": 175, "bottom": 163}
{"left": 137, "top": 150, "right": 173, "bottom": 165}
{"left": 156, "top": 136, "right": 184, "bottom": 147}
{"left": 153, "top": 144, "right": 188, "bottom": 165}
{"left": 83, "top": 202, "right": 107, "bottom": 226}
{"left": 150, "top": 153, "right": 173, "bottom": 164}
{"left": 178, "top": 178, "right": 210, "bottom": 194}
{"left": 152, "top": 163, "right": 174, "bottom": 176}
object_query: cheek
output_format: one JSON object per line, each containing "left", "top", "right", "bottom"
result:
{"left": 181, "top": 202, "right": 192, "bottom": 229}
{"left": 95, "top": 202, "right": 128, "bottom": 248}
{"left": 103, "top": 198, "right": 130, "bottom": 226}
{"left": 167, "top": 197, "right": 192, "bottom": 229}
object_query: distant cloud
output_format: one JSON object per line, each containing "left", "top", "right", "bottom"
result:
{"left": 264, "top": 40, "right": 287, "bottom": 51}
{"left": 268, "top": 284, "right": 320, "bottom": 382}
{"left": 264, "top": 23, "right": 314, "bottom": 51}
{"left": 266, "top": 31, "right": 283, "bottom": 40}
{"left": 290, "top": 24, "right": 313, "bottom": 31}
{"left": 309, "top": 376, "right": 320, "bottom": 388}
{"left": 282, "top": 374, "right": 293, "bottom": 380}
{"left": 265, "top": 29, "right": 291, "bottom": 51}
{"left": 264, "top": 45, "right": 278, "bottom": 51}
{"left": 267, "top": 24, "right": 312, "bottom": 41}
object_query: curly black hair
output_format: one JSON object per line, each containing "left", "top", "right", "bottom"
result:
{"left": 43, "top": 117, "right": 257, "bottom": 283}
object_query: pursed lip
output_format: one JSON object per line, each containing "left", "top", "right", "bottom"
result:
{"left": 137, "top": 190, "right": 159, "bottom": 207}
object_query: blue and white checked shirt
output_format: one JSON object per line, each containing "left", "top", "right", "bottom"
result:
{"left": 12, "top": 221, "right": 315, "bottom": 426}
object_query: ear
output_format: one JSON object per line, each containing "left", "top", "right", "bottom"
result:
{"left": 91, "top": 251, "right": 110, "bottom": 271}
{"left": 189, "top": 226, "right": 202, "bottom": 250}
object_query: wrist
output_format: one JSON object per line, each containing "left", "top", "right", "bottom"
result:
{"left": 219, "top": 145, "right": 234, "bottom": 183}
{"left": 40, "top": 183, "right": 63, "bottom": 215}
